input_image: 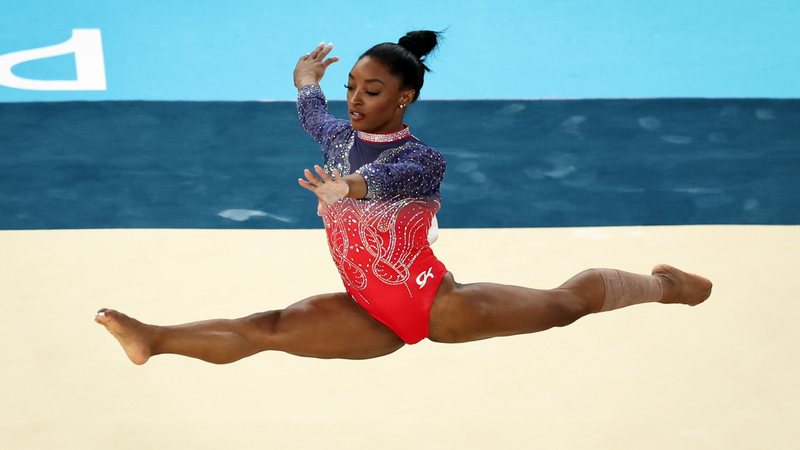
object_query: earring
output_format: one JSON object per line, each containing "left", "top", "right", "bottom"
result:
{"left": 399, "top": 104, "right": 406, "bottom": 109}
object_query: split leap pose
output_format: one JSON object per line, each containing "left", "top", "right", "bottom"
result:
{"left": 96, "top": 31, "right": 712, "bottom": 364}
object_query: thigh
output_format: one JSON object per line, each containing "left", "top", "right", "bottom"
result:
{"left": 428, "top": 272, "right": 593, "bottom": 343}
{"left": 247, "top": 292, "right": 405, "bottom": 360}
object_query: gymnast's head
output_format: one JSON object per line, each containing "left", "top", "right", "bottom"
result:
{"left": 346, "top": 30, "right": 442, "bottom": 133}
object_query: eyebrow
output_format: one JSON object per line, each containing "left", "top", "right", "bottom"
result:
{"left": 348, "top": 73, "right": 385, "bottom": 85}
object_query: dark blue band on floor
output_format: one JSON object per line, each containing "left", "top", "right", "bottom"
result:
{"left": 1, "top": 99, "right": 798, "bottom": 230}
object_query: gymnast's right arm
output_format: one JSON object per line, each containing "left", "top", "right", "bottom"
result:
{"left": 294, "top": 43, "right": 349, "bottom": 147}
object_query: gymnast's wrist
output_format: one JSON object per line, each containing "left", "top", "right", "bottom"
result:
{"left": 343, "top": 174, "right": 366, "bottom": 200}
{"left": 295, "top": 76, "right": 319, "bottom": 89}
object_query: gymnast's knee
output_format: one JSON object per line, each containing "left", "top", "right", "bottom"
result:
{"left": 238, "top": 310, "right": 284, "bottom": 348}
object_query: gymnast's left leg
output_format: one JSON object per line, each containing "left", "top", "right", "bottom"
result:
{"left": 427, "top": 264, "right": 712, "bottom": 343}
{"left": 94, "top": 292, "right": 405, "bottom": 364}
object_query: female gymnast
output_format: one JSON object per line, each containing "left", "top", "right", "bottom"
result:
{"left": 95, "top": 31, "right": 712, "bottom": 365}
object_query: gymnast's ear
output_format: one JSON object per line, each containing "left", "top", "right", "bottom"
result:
{"left": 400, "top": 88, "right": 415, "bottom": 106}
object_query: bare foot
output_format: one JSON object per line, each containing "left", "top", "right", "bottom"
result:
{"left": 95, "top": 309, "right": 154, "bottom": 365}
{"left": 652, "top": 264, "right": 713, "bottom": 306}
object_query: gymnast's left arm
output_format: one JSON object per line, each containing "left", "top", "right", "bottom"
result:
{"left": 298, "top": 144, "right": 445, "bottom": 203}
{"left": 355, "top": 144, "right": 446, "bottom": 199}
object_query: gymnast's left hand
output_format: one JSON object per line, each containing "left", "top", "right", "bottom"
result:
{"left": 298, "top": 165, "right": 350, "bottom": 206}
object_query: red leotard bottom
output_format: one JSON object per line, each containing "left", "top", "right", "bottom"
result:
{"left": 345, "top": 248, "right": 447, "bottom": 344}
{"left": 322, "top": 197, "right": 446, "bottom": 344}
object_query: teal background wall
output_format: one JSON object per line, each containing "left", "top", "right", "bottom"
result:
{"left": 2, "top": 98, "right": 797, "bottom": 229}
{"left": 2, "top": 0, "right": 799, "bottom": 101}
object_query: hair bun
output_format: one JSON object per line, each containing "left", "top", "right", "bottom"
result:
{"left": 398, "top": 30, "right": 441, "bottom": 60}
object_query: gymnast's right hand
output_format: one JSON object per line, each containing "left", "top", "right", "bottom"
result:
{"left": 294, "top": 42, "right": 339, "bottom": 88}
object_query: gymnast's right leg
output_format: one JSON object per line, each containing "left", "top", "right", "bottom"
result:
{"left": 427, "top": 264, "right": 712, "bottom": 344}
{"left": 95, "top": 292, "right": 405, "bottom": 365}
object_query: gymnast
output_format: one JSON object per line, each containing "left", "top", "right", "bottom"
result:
{"left": 96, "top": 30, "right": 712, "bottom": 364}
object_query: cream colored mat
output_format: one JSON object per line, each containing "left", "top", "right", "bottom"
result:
{"left": 1, "top": 226, "right": 797, "bottom": 449}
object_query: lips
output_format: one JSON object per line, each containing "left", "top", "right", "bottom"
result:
{"left": 349, "top": 110, "right": 365, "bottom": 121}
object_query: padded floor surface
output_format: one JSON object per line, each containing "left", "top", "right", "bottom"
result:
{"left": 1, "top": 225, "right": 797, "bottom": 449}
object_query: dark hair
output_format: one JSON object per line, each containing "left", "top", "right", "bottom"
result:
{"left": 360, "top": 30, "right": 442, "bottom": 102}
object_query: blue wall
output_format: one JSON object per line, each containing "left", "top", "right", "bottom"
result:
{"left": 2, "top": 0, "right": 799, "bottom": 101}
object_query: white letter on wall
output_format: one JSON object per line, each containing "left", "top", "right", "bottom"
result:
{"left": 0, "top": 29, "right": 106, "bottom": 91}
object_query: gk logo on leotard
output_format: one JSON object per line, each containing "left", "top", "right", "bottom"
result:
{"left": 416, "top": 267, "right": 434, "bottom": 289}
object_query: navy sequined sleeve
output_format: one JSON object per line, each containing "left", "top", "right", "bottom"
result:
{"left": 297, "top": 84, "right": 351, "bottom": 155}
{"left": 356, "top": 143, "right": 446, "bottom": 199}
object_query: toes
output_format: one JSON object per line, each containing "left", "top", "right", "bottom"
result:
{"left": 95, "top": 308, "right": 116, "bottom": 324}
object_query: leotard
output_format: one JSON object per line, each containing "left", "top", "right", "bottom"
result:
{"left": 297, "top": 84, "right": 447, "bottom": 344}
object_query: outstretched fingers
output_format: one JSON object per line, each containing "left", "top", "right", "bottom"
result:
{"left": 304, "top": 42, "right": 334, "bottom": 60}
{"left": 314, "top": 164, "right": 334, "bottom": 182}
{"left": 323, "top": 56, "right": 340, "bottom": 67}
{"left": 297, "top": 166, "right": 316, "bottom": 188}
{"left": 314, "top": 43, "right": 339, "bottom": 66}
{"left": 294, "top": 42, "right": 338, "bottom": 87}
{"left": 297, "top": 165, "right": 331, "bottom": 193}
{"left": 306, "top": 42, "right": 324, "bottom": 59}
{"left": 297, "top": 166, "right": 349, "bottom": 205}
{"left": 314, "top": 42, "right": 332, "bottom": 59}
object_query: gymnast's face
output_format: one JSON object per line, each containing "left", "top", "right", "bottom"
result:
{"left": 346, "top": 56, "right": 414, "bottom": 134}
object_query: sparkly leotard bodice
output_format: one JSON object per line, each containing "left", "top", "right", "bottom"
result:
{"left": 297, "top": 84, "right": 447, "bottom": 344}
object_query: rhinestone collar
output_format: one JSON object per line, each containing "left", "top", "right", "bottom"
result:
{"left": 356, "top": 126, "right": 412, "bottom": 144}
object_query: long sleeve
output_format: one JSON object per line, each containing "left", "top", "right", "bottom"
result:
{"left": 356, "top": 142, "right": 446, "bottom": 199}
{"left": 296, "top": 84, "right": 351, "bottom": 152}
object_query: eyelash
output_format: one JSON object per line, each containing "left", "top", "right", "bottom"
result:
{"left": 344, "top": 84, "right": 379, "bottom": 96}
